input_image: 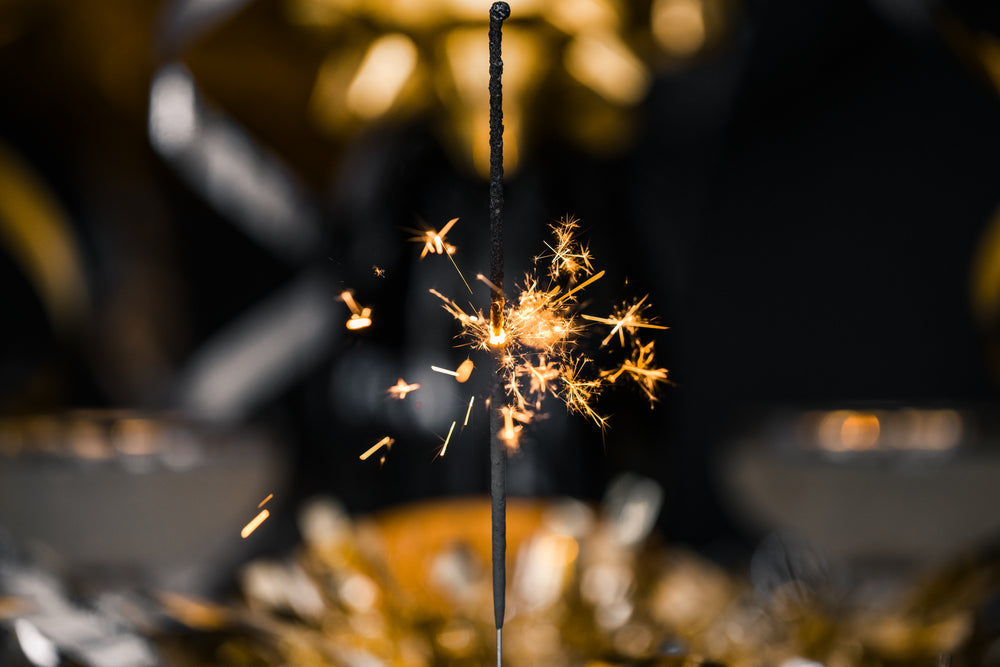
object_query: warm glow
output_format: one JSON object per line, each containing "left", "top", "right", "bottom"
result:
{"left": 258, "top": 493, "right": 273, "bottom": 508}
{"left": 455, "top": 358, "right": 475, "bottom": 383}
{"left": 564, "top": 31, "right": 650, "bottom": 106}
{"left": 652, "top": 0, "right": 706, "bottom": 57}
{"left": 818, "top": 410, "right": 881, "bottom": 452}
{"left": 345, "top": 315, "right": 372, "bottom": 330}
{"left": 346, "top": 34, "right": 418, "bottom": 119}
{"left": 241, "top": 509, "right": 270, "bottom": 538}
{"left": 489, "top": 327, "right": 507, "bottom": 346}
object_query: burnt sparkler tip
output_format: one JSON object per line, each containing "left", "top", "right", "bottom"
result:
{"left": 490, "top": 2, "right": 510, "bottom": 22}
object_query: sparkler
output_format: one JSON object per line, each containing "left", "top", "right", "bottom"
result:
{"left": 487, "top": 4, "right": 510, "bottom": 664}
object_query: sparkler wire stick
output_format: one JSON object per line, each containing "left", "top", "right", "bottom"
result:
{"left": 488, "top": 3, "right": 510, "bottom": 665}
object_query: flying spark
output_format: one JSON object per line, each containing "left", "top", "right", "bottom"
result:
{"left": 464, "top": 395, "right": 475, "bottom": 426}
{"left": 340, "top": 290, "right": 373, "bottom": 330}
{"left": 257, "top": 493, "right": 273, "bottom": 508}
{"left": 409, "top": 217, "right": 458, "bottom": 258}
{"left": 360, "top": 436, "right": 394, "bottom": 461}
{"left": 581, "top": 295, "right": 669, "bottom": 347}
{"left": 431, "top": 358, "right": 474, "bottom": 382}
{"left": 241, "top": 509, "right": 270, "bottom": 538}
{"left": 387, "top": 378, "right": 421, "bottom": 399}
{"left": 438, "top": 421, "right": 457, "bottom": 458}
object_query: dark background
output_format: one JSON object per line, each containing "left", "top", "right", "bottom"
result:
{"left": 2, "top": 0, "right": 1000, "bottom": 560}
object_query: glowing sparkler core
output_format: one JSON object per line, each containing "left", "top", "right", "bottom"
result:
{"left": 431, "top": 216, "right": 669, "bottom": 432}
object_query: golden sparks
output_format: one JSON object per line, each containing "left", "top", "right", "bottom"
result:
{"left": 241, "top": 509, "right": 270, "bottom": 538}
{"left": 540, "top": 215, "right": 594, "bottom": 281}
{"left": 387, "top": 378, "right": 421, "bottom": 399}
{"left": 430, "top": 216, "right": 668, "bottom": 441}
{"left": 602, "top": 340, "right": 671, "bottom": 405}
{"left": 409, "top": 217, "right": 459, "bottom": 258}
{"left": 582, "top": 295, "right": 669, "bottom": 347}
{"left": 360, "top": 436, "right": 394, "bottom": 461}
{"left": 372, "top": 265, "right": 386, "bottom": 277}
{"left": 257, "top": 493, "right": 274, "bottom": 508}
{"left": 340, "top": 290, "right": 373, "bottom": 330}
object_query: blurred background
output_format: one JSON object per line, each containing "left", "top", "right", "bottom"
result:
{"left": 4, "top": 0, "right": 1000, "bottom": 664}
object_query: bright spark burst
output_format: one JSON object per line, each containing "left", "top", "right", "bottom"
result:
{"left": 387, "top": 378, "right": 421, "bottom": 399}
{"left": 431, "top": 217, "right": 668, "bottom": 443}
{"left": 340, "top": 290, "right": 373, "bottom": 330}
{"left": 409, "top": 217, "right": 458, "bottom": 258}
{"left": 581, "top": 295, "right": 669, "bottom": 347}
{"left": 241, "top": 509, "right": 270, "bottom": 538}
{"left": 601, "top": 339, "right": 672, "bottom": 405}
{"left": 540, "top": 215, "right": 594, "bottom": 281}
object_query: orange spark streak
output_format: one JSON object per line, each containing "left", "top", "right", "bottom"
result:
{"left": 241, "top": 509, "right": 270, "bottom": 538}
{"left": 554, "top": 269, "right": 605, "bottom": 305}
{"left": 257, "top": 493, "right": 273, "bottom": 508}
{"left": 360, "top": 436, "right": 394, "bottom": 461}
{"left": 581, "top": 295, "right": 669, "bottom": 346}
{"left": 464, "top": 395, "right": 475, "bottom": 426}
{"left": 440, "top": 421, "right": 456, "bottom": 457}
{"left": 387, "top": 378, "right": 420, "bottom": 399}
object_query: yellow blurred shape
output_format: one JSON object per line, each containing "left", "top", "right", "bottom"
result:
{"left": 444, "top": 26, "right": 542, "bottom": 175}
{"left": 0, "top": 144, "right": 88, "bottom": 333}
{"left": 841, "top": 413, "right": 880, "bottom": 450}
{"left": 818, "top": 410, "right": 880, "bottom": 452}
{"left": 347, "top": 34, "right": 418, "bottom": 119}
{"left": 652, "top": 0, "right": 706, "bottom": 57}
{"left": 546, "top": 0, "right": 620, "bottom": 34}
{"left": 564, "top": 31, "right": 649, "bottom": 105}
